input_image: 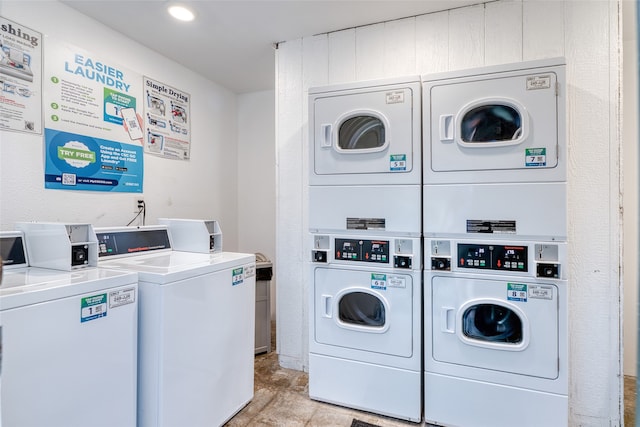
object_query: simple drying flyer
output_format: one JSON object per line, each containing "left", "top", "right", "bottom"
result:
{"left": 0, "top": 16, "right": 43, "bottom": 134}
{"left": 143, "top": 76, "right": 191, "bottom": 160}
{"left": 43, "top": 38, "right": 143, "bottom": 192}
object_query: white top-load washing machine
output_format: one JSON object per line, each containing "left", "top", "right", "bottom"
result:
{"left": 94, "top": 225, "right": 256, "bottom": 427}
{"left": 1, "top": 226, "right": 138, "bottom": 427}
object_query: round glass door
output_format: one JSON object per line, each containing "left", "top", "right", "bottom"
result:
{"left": 460, "top": 104, "right": 522, "bottom": 143}
{"left": 338, "top": 116, "right": 386, "bottom": 150}
{"left": 338, "top": 291, "right": 385, "bottom": 327}
{"left": 462, "top": 303, "right": 523, "bottom": 344}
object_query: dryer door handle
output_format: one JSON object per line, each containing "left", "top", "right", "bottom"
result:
{"left": 440, "top": 307, "right": 455, "bottom": 333}
{"left": 320, "top": 124, "right": 332, "bottom": 148}
{"left": 439, "top": 114, "right": 454, "bottom": 141}
{"left": 321, "top": 294, "right": 333, "bottom": 318}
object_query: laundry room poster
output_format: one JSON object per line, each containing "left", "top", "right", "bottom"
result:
{"left": 143, "top": 76, "right": 191, "bottom": 160}
{"left": 0, "top": 16, "right": 43, "bottom": 134}
{"left": 42, "top": 37, "right": 143, "bottom": 193}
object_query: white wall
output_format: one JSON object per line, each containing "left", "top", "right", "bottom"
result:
{"left": 622, "top": 0, "right": 638, "bottom": 378}
{"left": 237, "top": 89, "right": 276, "bottom": 318}
{"left": 275, "top": 0, "right": 623, "bottom": 425}
{"left": 0, "top": 1, "right": 241, "bottom": 251}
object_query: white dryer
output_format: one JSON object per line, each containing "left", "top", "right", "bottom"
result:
{"left": 423, "top": 57, "right": 566, "bottom": 184}
{"left": 422, "top": 58, "right": 566, "bottom": 240}
{"left": 95, "top": 226, "right": 256, "bottom": 427}
{"left": 309, "top": 76, "right": 421, "bottom": 236}
{"left": 424, "top": 238, "right": 568, "bottom": 427}
{"left": 0, "top": 230, "right": 138, "bottom": 427}
{"left": 309, "top": 76, "right": 421, "bottom": 186}
{"left": 309, "top": 233, "right": 421, "bottom": 422}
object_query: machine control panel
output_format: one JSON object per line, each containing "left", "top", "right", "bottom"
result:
{"left": 0, "top": 234, "right": 27, "bottom": 268}
{"left": 96, "top": 228, "right": 171, "bottom": 257}
{"left": 335, "top": 238, "right": 389, "bottom": 264}
{"left": 458, "top": 243, "right": 528, "bottom": 272}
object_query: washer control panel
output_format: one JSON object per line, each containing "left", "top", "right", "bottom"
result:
{"left": 458, "top": 243, "right": 528, "bottom": 272}
{"left": 335, "top": 238, "right": 389, "bottom": 264}
{"left": 427, "top": 239, "right": 565, "bottom": 279}
{"left": 311, "top": 235, "right": 418, "bottom": 269}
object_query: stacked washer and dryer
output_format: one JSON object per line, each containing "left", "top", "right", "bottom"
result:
{"left": 308, "top": 77, "right": 423, "bottom": 422}
{"left": 308, "top": 58, "right": 568, "bottom": 426}
{"left": 422, "top": 58, "right": 568, "bottom": 426}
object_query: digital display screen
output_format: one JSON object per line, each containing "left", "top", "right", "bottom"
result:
{"left": 0, "top": 236, "right": 27, "bottom": 266}
{"left": 96, "top": 229, "right": 171, "bottom": 257}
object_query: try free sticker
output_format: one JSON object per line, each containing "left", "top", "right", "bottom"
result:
{"left": 232, "top": 267, "right": 244, "bottom": 286}
{"left": 81, "top": 293, "right": 107, "bottom": 323}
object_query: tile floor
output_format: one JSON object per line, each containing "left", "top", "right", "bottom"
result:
{"left": 225, "top": 323, "right": 637, "bottom": 426}
{"left": 625, "top": 375, "right": 636, "bottom": 427}
{"left": 225, "top": 348, "right": 418, "bottom": 427}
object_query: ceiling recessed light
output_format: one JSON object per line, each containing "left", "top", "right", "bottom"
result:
{"left": 168, "top": 5, "right": 195, "bottom": 22}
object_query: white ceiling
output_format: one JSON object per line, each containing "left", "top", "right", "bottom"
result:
{"left": 62, "top": 0, "right": 482, "bottom": 94}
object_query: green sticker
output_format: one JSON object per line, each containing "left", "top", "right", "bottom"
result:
{"left": 81, "top": 293, "right": 107, "bottom": 323}
{"left": 371, "top": 273, "right": 387, "bottom": 290}
{"left": 525, "top": 148, "right": 546, "bottom": 167}
{"left": 232, "top": 267, "right": 244, "bottom": 286}
{"left": 507, "top": 283, "right": 527, "bottom": 302}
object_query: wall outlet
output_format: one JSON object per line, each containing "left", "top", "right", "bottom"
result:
{"left": 134, "top": 197, "right": 144, "bottom": 213}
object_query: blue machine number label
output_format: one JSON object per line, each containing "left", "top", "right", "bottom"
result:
{"left": 232, "top": 267, "right": 244, "bottom": 286}
{"left": 371, "top": 273, "right": 387, "bottom": 290}
{"left": 81, "top": 293, "right": 108, "bottom": 323}
{"left": 507, "top": 283, "right": 527, "bottom": 302}
{"left": 390, "top": 154, "right": 407, "bottom": 171}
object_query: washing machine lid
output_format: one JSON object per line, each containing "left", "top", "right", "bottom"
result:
{"left": 0, "top": 267, "right": 136, "bottom": 310}
{"left": 98, "top": 251, "right": 255, "bottom": 284}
